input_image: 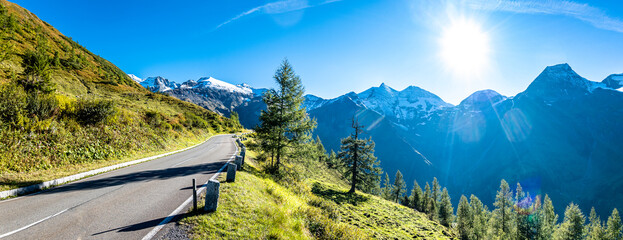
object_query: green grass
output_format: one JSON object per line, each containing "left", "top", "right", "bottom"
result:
{"left": 182, "top": 149, "right": 456, "bottom": 239}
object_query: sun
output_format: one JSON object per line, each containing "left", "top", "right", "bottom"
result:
{"left": 440, "top": 19, "right": 490, "bottom": 76}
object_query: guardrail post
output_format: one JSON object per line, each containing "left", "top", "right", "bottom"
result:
{"left": 235, "top": 155, "right": 243, "bottom": 170}
{"left": 192, "top": 178, "right": 197, "bottom": 211}
{"left": 226, "top": 163, "right": 237, "bottom": 182}
{"left": 205, "top": 179, "right": 220, "bottom": 212}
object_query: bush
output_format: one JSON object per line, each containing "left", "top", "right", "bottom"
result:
{"left": 74, "top": 99, "right": 116, "bottom": 125}
{"left": 182, "top": 112, "right": 208, "bottom": 129}
{"left": 0, "top": 83, "right": 27, "bottom": 127}
{"left": 26, "top": 91, "right": 59, "bottom": 120}
{"left": 20, "top": 50, "right": 55, "bottom": 93}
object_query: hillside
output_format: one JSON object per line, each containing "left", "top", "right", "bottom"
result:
{"left": 180, "top": 142, "right": 456, "bottom": 239}
{"left": 0, "top": 0, "right": 241, "bottom": 191}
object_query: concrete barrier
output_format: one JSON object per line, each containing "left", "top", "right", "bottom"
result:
{"left": 205, "top": 179, "right": 220, "bottom": 212}
{"left": 226, "top": 163, "right": 237, "bottom": 182}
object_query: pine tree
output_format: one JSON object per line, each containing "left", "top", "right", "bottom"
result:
{"left": 606, "top": 208, "right": 622, "bottom": 240}
{"left": 457, "top": 195, "right": 473, "bottom": 239}
{"left": 432, "top": 177, "right": 440, "bottom": 203}
{"left": 338, "top": 118, "right": 381, "bottom": 194}
{"left": 423, "top": 182, "right": 431, "bottom": 214}
{"left": 555, "top": 203, "right": 585, "bottom": 240}
{"left": 392, "top": 170, "right": 406, "bottom": 203}
{"left": 587, "top": 207, "right": 606, "bottom": 240}
{"left": 438, "top": 187, "right": 454, "bottom": 227}
{"left": 256, "top": 59, "right": 316, "bottom": 171}
{"left": 493, "top": 179, "right": 514, "bottom": 237}
{"left": 409, "top": 180, "right": 423, "bottom": 211}
{"left": 381, "top": 173, "right": 393, "bottom": 200}
{"left": 430, "top": 177, "right": 440, "bottom": 220}
{"left": 538, "top": 194, "right": 558, "bottom": 240}
{"left": 470, "top": 195, "right": 488, "bottom": 240}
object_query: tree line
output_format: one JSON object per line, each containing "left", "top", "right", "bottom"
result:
{"left": 255, "top": 59, "right": 622, "bottom": 240}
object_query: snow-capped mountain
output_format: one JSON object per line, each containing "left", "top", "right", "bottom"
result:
{"left": 194, "top": 77, "right": 253, "bottom": 95}
{"left": 139, "top": 76, "right": 180, "bottom": 92}
{"left": 130, "top": 74, "right": 266, "bottom": 116}
{"left": 128, "top": 74, "right": 142, "bottom": 83}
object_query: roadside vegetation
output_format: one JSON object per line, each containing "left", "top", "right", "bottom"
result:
{"left": 181, "top": 60, "right": 455, "bottom": 239}
{"left": 0, "top": 0, "right": 241, "bottom": 191}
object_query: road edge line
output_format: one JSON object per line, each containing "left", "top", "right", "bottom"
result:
{"left": 0, "top": 134, "right": 226, "bottom": 200}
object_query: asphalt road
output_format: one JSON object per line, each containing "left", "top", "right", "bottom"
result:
{"left": 0, "top": 134, "right": 237, "bottom": 240}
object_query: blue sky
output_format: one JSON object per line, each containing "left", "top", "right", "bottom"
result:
{"left": 13, "top": 0, "right": 623, "bottom": 104}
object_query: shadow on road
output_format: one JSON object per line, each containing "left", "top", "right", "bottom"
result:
{"left": 91, "top": 213, "right": 186, "bottom": 236}
{"left": 35, "top": 158, "right": 229, "bottom": 196}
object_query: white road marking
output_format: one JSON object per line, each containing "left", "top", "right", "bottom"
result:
{"left": 170, "top": 157, "right": 195, "bottom": 168}
{"left": 141, "top": 137, "right": 239, "bottom": 240}
{"left": 0, "top": 208, "right": 69, "bottom": 239}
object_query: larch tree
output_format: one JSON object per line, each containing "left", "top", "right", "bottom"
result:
{"left": 409, "top": 180, "right": 423, "bottom": 211}
{"left": 587, "top": 207, "right": 606, "bottom": 240}
{"left": 392, "top": 170, "right": 406, "bottom": 203}
{"left": 381, "top": 172, "right": 393, "bottom": 200}
{"left": 470, "top": 195, "right": 488, "bottom": 240}
{"left": 438, "top": 187, "right": 454, "bottom": 227}
{"left": 493, "top": 179, "right": 514, "bottom": 237}
{"left": 457, "top": 195, "right": 473, "bottom": 239}
{"left": 423, "top": 182, "right": 432, "bottom": 215}
{"left": 538, "top": 194, "right": 558, "bottom": 240}
{"left": 256, "top": 59, "right": 316, "bottom": 171}
{"left": 338, "top": 118, "right": 381, "bottom": 194}
{"left": 606, "top": 208, "right": 622, "bottom": 240}
{"left": 555, "top": 203, "right": 585, "bottom": 240}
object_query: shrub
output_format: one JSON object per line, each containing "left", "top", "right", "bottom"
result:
{"left": 74, "top": 99, "right": 116, "bottom": 125}
{"left": 20, "top": 50, "right": 55, "bottom": 93}
{"left": 0, "top": 83, "right": 27, "bottom": 127}
{"left": 26, "top": 91, "right": 59, "bottom": 120}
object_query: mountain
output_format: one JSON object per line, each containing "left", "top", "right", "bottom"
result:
{"left": 130, "top": 74, "right": 267, "bottom": 116}
{"left": 139, "top": 76, "right": 179, "bottom": 92}
{"left": 358, "top": 83, "right": 452, "bottom": 123}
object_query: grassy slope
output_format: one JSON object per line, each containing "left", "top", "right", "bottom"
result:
{"left": 0, "top": 0, "right": 240, "bottom": 191}
{"left": 182, "top": 146, "right": 456, "bottom": 239}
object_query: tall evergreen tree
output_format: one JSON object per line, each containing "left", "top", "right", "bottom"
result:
{"left": 470, "top": 195, "right": 488, "bottom": 240}
{"left": 587, "top": 207, "right": 606, "bottom": 240}
{"left": 338, "top": 118, "right": 381, "bottom": 194}
{"left": 256, "top": 59, "right": 316, "bottom": 170}
{"left": 438, "top": 187, "right": 454, "bottom": 227}
{"left": 432, "top": 177, "right": 441, "bottom": 203}
{"left": 381, "top": 172, "right": 393, "bottom": 200}
{"left": 493, "top": 179, "right": 514, "bottom": 237}
{"left": 538, "top": 194, "right": 558, "bottom": 240}
{"left": 457, "top": 195, "right": 473, "bottom": 239}
{"left": 423, "top": 182, "right": 432, "bottom": 215}
{"left": 555, "top": 203, "right": 585, "bottom": 240}
{"left": 392, "top": 170, "right": 406, "bottom": 203}
{"left": 408, "top": 180, "right": 424, "bottom": 211}
{"left": 606, "top": 208, "right": 622, "bottom": 240}
{"left": 315, "top": 135, "right": 326, "bottom": 158}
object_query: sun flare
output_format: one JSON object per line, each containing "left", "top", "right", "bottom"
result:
{"left": 440, "top": 19, "right": 490, "bottom": 76}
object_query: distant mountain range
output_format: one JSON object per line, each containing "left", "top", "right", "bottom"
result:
{"left": 129, "top": 75, "right": 266, "bottom": 116}
{"left": 131, "top": 64, "right": 623, "bottom": 216}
